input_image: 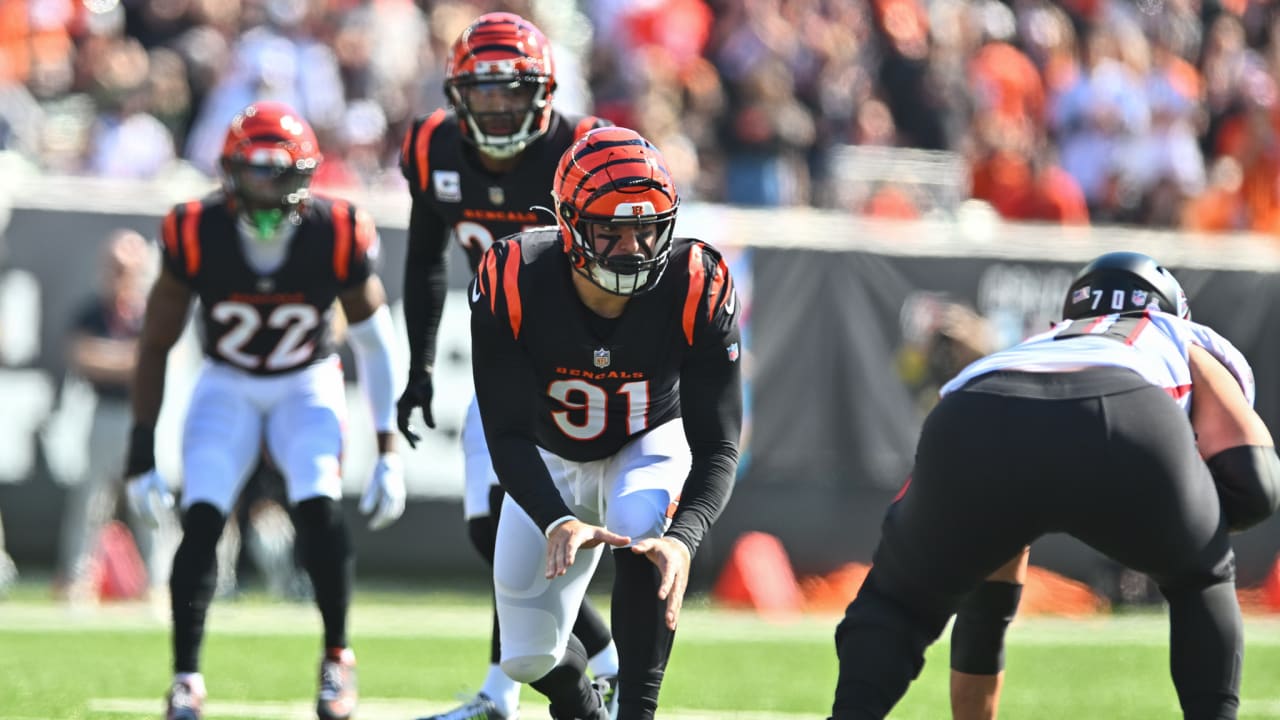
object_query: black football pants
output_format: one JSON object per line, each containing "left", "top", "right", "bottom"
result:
{"left": 831, "top": 368, "right": 1241, "bottom": 720}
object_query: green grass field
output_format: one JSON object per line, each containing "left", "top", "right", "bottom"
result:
{"left": 3, "top": 580, "right": 1280, "bottom": 719}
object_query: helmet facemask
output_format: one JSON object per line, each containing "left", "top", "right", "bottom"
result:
{"left": 444, "top": 13, "right": 557, "bottom": 160}
{"left": 561, "top": 191, "right": 677, "bottom": 296}
{"left": 221, "top": 146, "right": 316, "bottom": 241}
{"left": 219, "top": 102, "right": 321, "bottom": 244}
{"left": 448, "top": 68, "right": 553, "bottom": 159}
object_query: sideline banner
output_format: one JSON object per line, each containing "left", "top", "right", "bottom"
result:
{"left": 3, "top": 197, "right": 1279, "bottom": 584}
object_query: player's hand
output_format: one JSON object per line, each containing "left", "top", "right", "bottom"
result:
{"left": 632, "top": 536, "right": 692, "bottom": 630}
{"left": 395, "top": 372, "right": 435, "bottom": 448}
{"left": 359, "top": 453, "right": 405, "bottom": 530}
{"left": 126, "top": 470, "right": 174, "bottom": 529}
{"left": 545, "top": 519, "right": 631, "bottom": 579}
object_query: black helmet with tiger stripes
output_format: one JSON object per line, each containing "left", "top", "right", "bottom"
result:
{"left": 553, "top": 127, "right": 680, "bottom": 296}
{"left": 1062, "top": 251, "right": 1191, "bottom": 321}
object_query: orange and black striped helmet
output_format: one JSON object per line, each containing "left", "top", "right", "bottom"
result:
{"left": 219, "top": 101, "right": 321, "bottom": 222}
{"left": 445, "top": 13, "right": 556, "bottom": 159}
{"left": 553, "top": 127, "right": 680, "bottom": 296}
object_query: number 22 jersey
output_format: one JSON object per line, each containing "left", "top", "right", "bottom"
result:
{"left": 158, "top": 193, "right": 377, "bottom": 375}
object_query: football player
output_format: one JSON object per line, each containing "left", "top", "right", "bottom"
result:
{"left": 395, "top": 13, "right": 617, "bottom": 720}
{"left": 470, "top": 126, "right": 743, "bottom": 720}
{"left": 124, "top": 101, "right": 404, "bottom": 720}
{"left": 829, "top": 252, "right": 1280, "bottom": 719}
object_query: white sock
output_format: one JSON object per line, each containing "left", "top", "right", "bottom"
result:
{"left": 587, "top": 641, "right": 620, "bottom": 678}
{"left": 480, "top": 664, "right": 520, "bottom": 716}
{"left": 174, "top": 672, "right": 206, "bottom": 696}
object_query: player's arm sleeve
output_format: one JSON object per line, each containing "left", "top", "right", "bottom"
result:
{"left": 667, "top": 266, "right": 743, "bottom": 556}
{"left": 403, "top": 197, "right": 450, "bottom": 376}
{"left": 341, "top": 278, "right": 397, "bottom": 434}
{"left": 470, "top": 263, "right": 574, "bottom": 532}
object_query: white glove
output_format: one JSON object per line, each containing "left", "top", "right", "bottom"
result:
{"left": 359, "top": 453, "right": 405, "bottom": 531}
{"left": 126, "top": 470, "right": 174, "bottom": 529}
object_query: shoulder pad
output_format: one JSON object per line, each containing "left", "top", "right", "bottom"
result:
{"left": 475, "top": 238, "right": 526, "bottom": 339}
{"left": 160, "top": 199, "right": 209, "bottom": 277}
{"left": 400, "top": 109, "right": 450, "bottom": 192}
{"left": 676, "top": 239, "right": 736, "bottom": 345}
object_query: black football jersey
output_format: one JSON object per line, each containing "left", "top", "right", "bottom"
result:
{"left": 470, "top": 229, "right": 741, "bottom": 462}
{"left": 399, "top": 109, "right": 608, "bottom": 273}
{"left": 159, "top": 193, "right": 376, "bottom": 375}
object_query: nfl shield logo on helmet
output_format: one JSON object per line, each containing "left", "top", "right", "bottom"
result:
{"left": 1131, "top": 289, "right": 1149, "bottom": 307}
{"left": 593, "top": 347, "right": 611, "bottom": 368}
{"left": 726, "top": 342, "right": 740, "bottom": 362}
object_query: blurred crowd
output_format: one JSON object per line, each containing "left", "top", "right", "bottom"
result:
{"left": 5, "top": 0, "right": 1280, "bottom": 231}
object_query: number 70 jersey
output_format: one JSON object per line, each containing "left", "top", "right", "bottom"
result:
{"left": 159, "top": 193, "right": 377, "bottom": 375}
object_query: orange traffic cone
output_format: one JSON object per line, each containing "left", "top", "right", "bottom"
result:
{"left": 712, "top": 532, "right": 803, "bottom": 618}
{"left": 94, "top": 521, "right": 147, "bottom": 601}
{"left": 1262, "top": 553, "right": 1280, "bottom": 612}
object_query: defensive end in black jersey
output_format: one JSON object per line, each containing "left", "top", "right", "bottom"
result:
{"left": 470, "top": 126, "right": 743, "bottom": 720}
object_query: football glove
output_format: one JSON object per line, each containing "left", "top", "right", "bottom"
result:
{"left": 126, "top": 470, "right": 174, "bottom": 529}
{"left": 359, "top": 453, "right": 405, "bottom": 531}
{"left": 395, "top": 371, "right": 435, "bottom": 448}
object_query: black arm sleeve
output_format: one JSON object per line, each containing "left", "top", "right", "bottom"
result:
{"left": 1207, "top": 444, "right": 1280, "bottom": 531}
{"left": 470, "top": 276, "right": 575, "bottom": 532}
{"left": 403, "top": 198, "right": 450, "bottom": 375}
{"left": 666, "top": 317, "right": 743, "bottom": 556}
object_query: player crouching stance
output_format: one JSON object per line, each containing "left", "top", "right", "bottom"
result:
{"left": 829, "top": 252, "right": 1280, "bottom": 719}
{"left": 470, "top": 127, "right": 743, "bottom": 719}
{"left": 124, "top": 101, "right": 404, "bottom": 720}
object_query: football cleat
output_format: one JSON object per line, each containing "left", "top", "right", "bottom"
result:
{"left": 165, "top": 679, "right": 205, "bottom": 720}
{"left": 595, "top": 675, "right": 619, "bottom": 719}
{"left": 316, "top": 648, "right": 357, "bottom": 720}
{"left": 416, "top": 692, "right": 511, "bottom": 720}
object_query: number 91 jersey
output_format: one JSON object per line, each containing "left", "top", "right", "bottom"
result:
{"left": 471, "top": 229, "right": 741, "bottom": 462}
{"left": 159, "top": 194, "right": 377, "bottom": 375}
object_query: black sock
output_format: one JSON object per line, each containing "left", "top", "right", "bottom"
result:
{"left": 294, "top": 497, "right": 352, "bottom": 650}
{"left": 529, "top": 635, "right": 599, "bottom": 718}
{"left": 170, "top": 503, "right": 225, "bottom": 674}
{"left": 611, "top": 548, "right": 674, "bottom": 720}
{"left": 573, "top": 597, "right": 613, "bottom": 661}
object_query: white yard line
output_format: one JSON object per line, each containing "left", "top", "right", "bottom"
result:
{"left": 86, "top": 697, "right": 814, "bottom": 720}
{"left": 6, "top": 601, "right": 1280, "bottom": 646}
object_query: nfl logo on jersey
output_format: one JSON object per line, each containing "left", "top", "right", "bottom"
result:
{"left": 593, "top": 347, "right": 611, "bottom": 368}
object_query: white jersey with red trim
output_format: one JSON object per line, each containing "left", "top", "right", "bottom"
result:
{"left": 940, "top": 310, "right": 1255, "bottom": 411}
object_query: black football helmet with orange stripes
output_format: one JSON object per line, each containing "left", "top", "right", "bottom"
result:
{"left": 1062, "top": 251, "right": 1191, "bottom": 321}
{"left": 445, "top": 12, "right": 556, "bottom": 160}
{"left": 219, "top": 101, "right": 322, "bottom": 240}
{"left": 553, "top": 127, "right": 680, "bottom": 296}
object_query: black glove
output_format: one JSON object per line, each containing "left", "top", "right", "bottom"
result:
{"left": 125, "top": 423, "right": 156, "bottom": 478}
{"left": 396, "top": 371, "right": 435, "bottom": 448}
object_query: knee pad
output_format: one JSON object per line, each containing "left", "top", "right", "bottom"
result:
{"left": 502, "top": 653, "right": 558, "bottom": 684}
{"left": 950, "top": 581, "right": 1023, "bottom": 675}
